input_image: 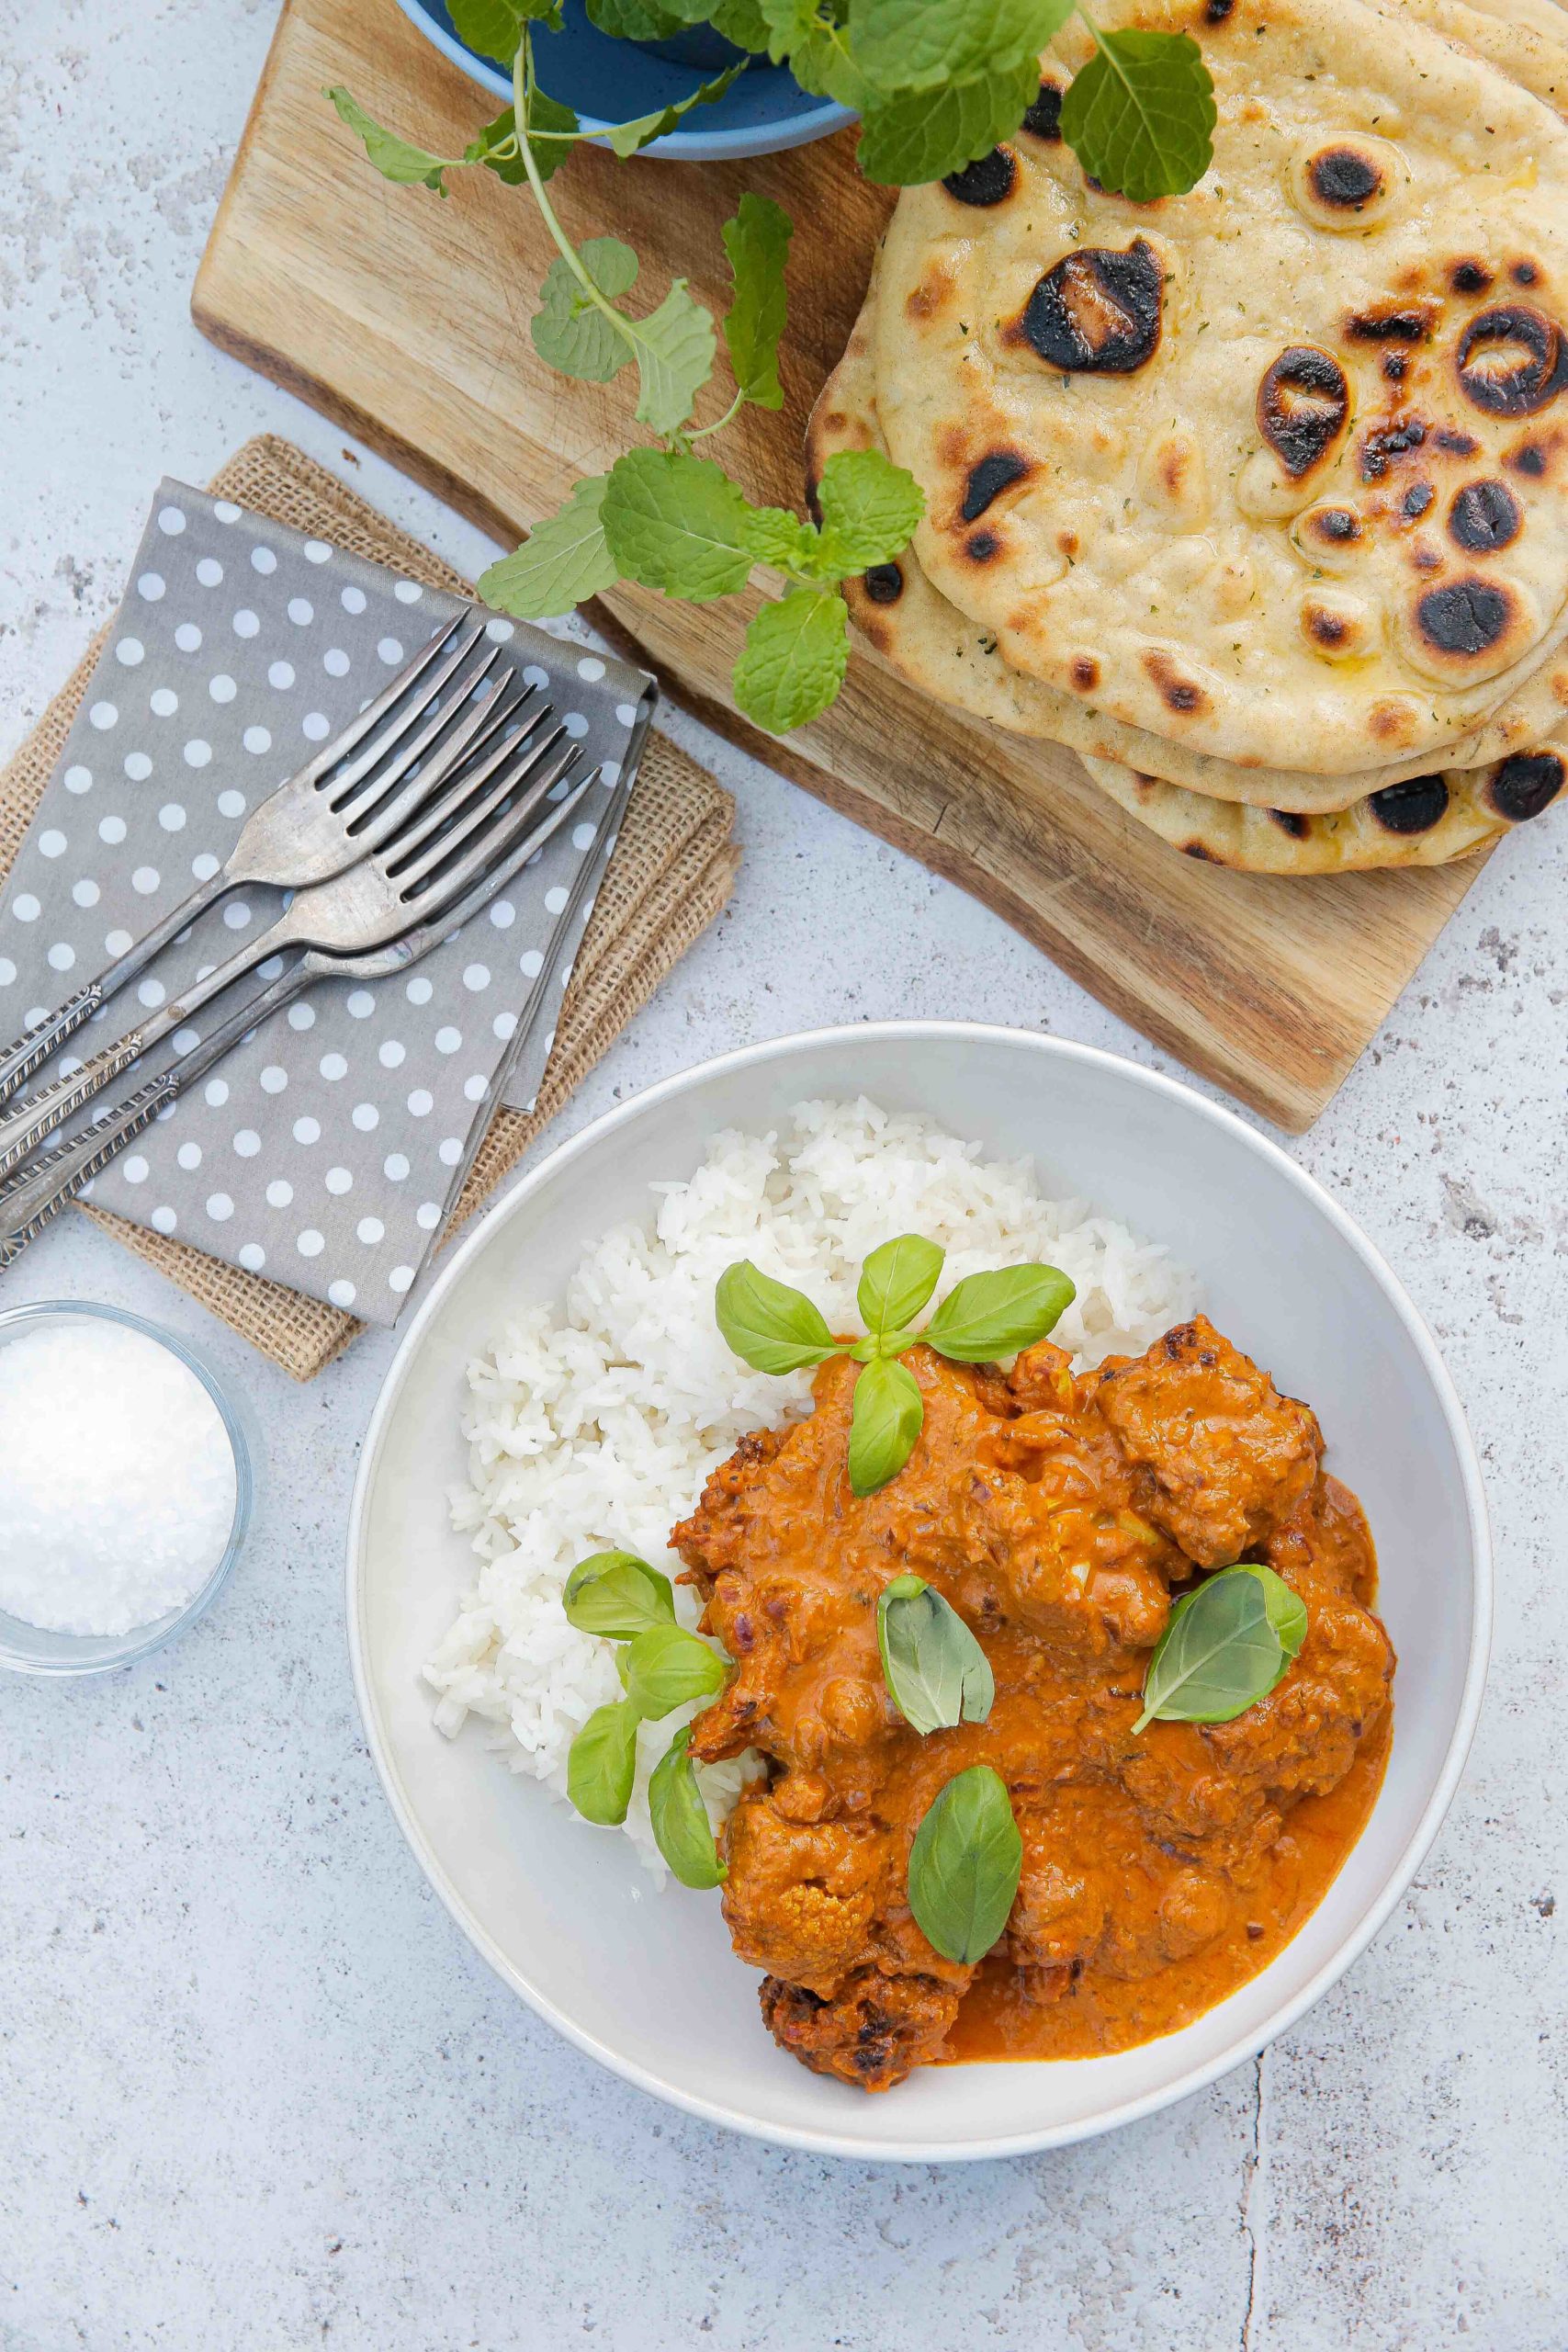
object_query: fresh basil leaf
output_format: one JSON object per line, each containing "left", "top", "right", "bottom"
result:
{"left": 326, "top": 88, "right": 455, "bottom": 193}
{"left": 741, "top": 505, "right": 822, "bottom": 575}
{"left": 562, "top": 1548, "right": 677, "bottom": 1639}
{"left": 858, "top": 1234, "right": 943, "bottom": 1341}
{"left": 649, "top": 1727, "right": 728, "bottom": 1888}
{"left": 1213, "top": 1563, "right": 1308, "bottom": 1692}
{"left": 721, "top": 192, "right": 792, "bottom": 413}
{"left": 585, "top": 0, "right": 685, "bottom": 37}
{"left": 848, "top": 1328, "right": 917, "bottom": 1363}
{"left": 624, "top": 1625, "right": 729, "bottom": 1717}
{"left": 630, "top": 280, "right": 717, "bottom": 435}
{"left": 847, "top": 1353, "right": 924, "bottom": 1496}
{"left": 1134, "top": 1566, "right": 1288, "bottom": 1734}
{"left": 1058, "top": 28, "right": 1215, "bottom": 204}
{"left": 712, "top": 0, "right": 772, "bottom": 49}
{"left": 846, "top": 0, "right": 1074, "bottom": 97}
{"left": 566, "top": 1700, "right": 640, "bottom": 1825}
{"left": 816, "top": 448, "right": 926, "bottom": 572}
{"left": 877, "top": 1573, "right": 994, "bottom": 1736}
{"left": 922, "top": 1263, "right": 1075, "bottom": 1363}
{"left": 479, "top": 476, "right": 618, "bottom": 620}
{"left": 606, "top": 63, "right": 748, "bottom": 161}
{"left": 856, "top": 54, "right": 1040, "bottom": 187}
{"left": 715, "top": 1258, "right": 840, "bottom": 1374}
{"left": 531, "top": 242, "right": 638, "bottom": 383}
{"left": 907, "top": 1764, "right": 1021, "bottom": 1964}
{"left": 733, "top": 588, "right": 850, "bottom": 733}
{"left": 602, "top": 449, "right": 753, "bottom": 601}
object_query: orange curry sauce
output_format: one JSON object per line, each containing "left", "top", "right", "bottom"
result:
{"left": 675, "top": 1317, "right": 1395, "bottom": 2090}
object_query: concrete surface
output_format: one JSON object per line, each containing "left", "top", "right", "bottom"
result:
{"left": 2, "top": 4, "right": 1564, "bottom": 2346}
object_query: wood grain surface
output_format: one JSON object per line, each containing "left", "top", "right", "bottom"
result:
{"left": 192, "top": 0, "right": 1495, "bottom": 1130}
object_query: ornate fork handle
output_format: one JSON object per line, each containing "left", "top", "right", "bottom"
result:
{"left": 0, "top": 984, "right": 110, "bottom": 1107}
{"left": 0, "top": 1023, "right": 152, "bottom": 1183}
{"left": 0, "top": 1068, "right": 177, "bottom": 1269}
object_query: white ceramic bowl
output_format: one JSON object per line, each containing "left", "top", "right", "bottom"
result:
{"left": 347, "top": 1023, "right": 1490, "bottom": 2161}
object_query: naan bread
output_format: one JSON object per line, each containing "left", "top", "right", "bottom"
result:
{"left": 808, "top": 272, "right": 1568, "bottom": 811}
{"left": 1080, "top": 744, "right": 1565, "bottom": 870}
{"left": 871, "top": 0, "right": 1568, "bottom": 773}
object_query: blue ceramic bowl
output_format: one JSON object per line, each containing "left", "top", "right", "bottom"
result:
{"left": 396, "top": 0, "right": 855, "bottom": 161}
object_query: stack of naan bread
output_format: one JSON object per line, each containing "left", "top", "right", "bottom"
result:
{"left": 808, "top": 0, "right": 1568, "bottom": 872}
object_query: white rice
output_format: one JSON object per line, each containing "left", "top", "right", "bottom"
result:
{"left": 425, "top": 1097, "right": 1197, "bottom": 1878}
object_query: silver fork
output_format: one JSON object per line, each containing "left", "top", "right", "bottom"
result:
{"left": 0, "top": 761, "right": 601, "bottom": 1270}
{"left": 0, "top": 613, "right": 531, "bottom": 1105}
{"left": 0, "top": 705, "right": 583, "bottom": 1182}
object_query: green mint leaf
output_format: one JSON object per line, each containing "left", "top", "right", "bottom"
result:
{"left": 1213, "top": 1563, "right": 1308, "bottom": 1694}
{"left": 1134, "top": 1566, "right": 1287, "bottom": 1734}
{"left": 585, "top": 0, "right": 685, "bottom": 37}
{"left": 858, "top": 1234, "right": 943, "bottom": 1340}
{"left": 518, "top": 85, "right": 581, "bottom": 183}
{"left": 602, "top": 449, "right": 753, "bottom": 601}
{"left": 876, "top": 1574, "right": 994, "bottom": 1736}
{"left": 605, "top": 63, "right": 748, "bottom": 161}
{"left": 462, "top": 106, "right": 525, "bottom": 185}
{"left": 449, "top": 0, "right": 525, "bottom": 64}
{"left": 625, "top": 1623, "right": 730, "bottom": 1716}
{"left": 847, "top": 1353, "right": 924, "bottom": 1496}
{"left": 714, "top": 1258, "right": 840, "bottom": 1374}
{"left": 479, "top": 476, "right": 618, "bottom": 619}
{"left": 562, "top": 1548, "right": 677, "bottom": 1639}
{"left": 326, "top": 87, "right": 454, "bottom": 193}
{"left": 1058, "top": 28, "right": 1215, "bottom": 204}
{"left": 762, "top": 0, "right": 871, "bottom": 105}
{"left": 732, "top": 588, "right": 849, "bottom": 732}
{"left": 923, "top": 1263, "right": 1076, "bottom": 1363}
{"left": 712, "top": 0, "right": 772, "bottom": 49}
{"left": 856, "top": 54, "right": 1039, "bottom": 186}
{"left": 847, "top": 0, "right": 1075, "bottom": 96}
{"left": 721, "top": 191, "right": 793, "bottom": 412}
{"left": 740, "top": 505, "right": 822, "bottom": 574}
{"left": 816, "top": 448, "right": 925, "bottom": 571}
{"left": 907, "top": 1764, "right": 1021, "bottom": 1964}
{"left": 631, "top": 279, "right": 717, "bottom": 435}
{"left": 566, "top": 1700, "right": 640, "bottom": 1825}
{"left": 648, "top": 1727, "right": 727, "bottom": 1888}
{"left": 531, "top": 241, "right": 638, "bottom": 382}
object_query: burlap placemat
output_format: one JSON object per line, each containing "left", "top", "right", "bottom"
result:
{"left": 0, "top": 436, "right": 739, "bottom": 1380}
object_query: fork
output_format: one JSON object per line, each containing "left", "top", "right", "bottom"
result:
{"left": 0, "top": 760, "right": 601, "bottom": 1270}
{"left": 0, "top": 613, "right": 529, "bottom": 1106}
{"left": 0, "top": 703, "right": 584, "bottom": 1182}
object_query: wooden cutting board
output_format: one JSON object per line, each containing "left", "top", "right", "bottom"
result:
{"left": 194, "top": 0, "right": 1495, "bottom": 1130}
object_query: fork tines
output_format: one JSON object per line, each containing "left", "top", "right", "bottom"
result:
{"left": 385, "top": 723, "right": 601, "bottom": 912}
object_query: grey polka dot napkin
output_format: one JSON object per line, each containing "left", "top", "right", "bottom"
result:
{"left": 0, "top": 481, "right": 655, "bottom": 1326}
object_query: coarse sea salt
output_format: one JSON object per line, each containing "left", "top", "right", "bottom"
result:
{"left": 0, "top": 1319, "right": 238, "bottom": 1637}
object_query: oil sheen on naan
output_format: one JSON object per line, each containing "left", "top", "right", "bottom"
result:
{"left": 871, "top": 0, "right": 1568, "bottom": 775}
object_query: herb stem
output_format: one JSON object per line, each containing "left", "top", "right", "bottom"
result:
{"left": 513, "top": 34, "right": 639, "bottom": 354}
{"left": 687, "top": 388, "right": 746, "bottom": 442}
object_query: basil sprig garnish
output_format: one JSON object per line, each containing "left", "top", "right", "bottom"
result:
{"left": 561, "top": 1552, "right": 730, "bottom": 1885}
{"left": 563, "top": 1549, "right": 676, "bottom": 1637}
{"left": 649, "top": 1727, "right": 728, "bottom": 1890}
{"left": 907, "top": 1765, "right": 1021, "bottom": 1965}
{"left": 1134, "top": 1565, "right": 1308, "bottom": 1735}
{"left": 877, "top": 1574, "right": 994, "bottom": 1736}
{"left": 715, "top": 1238, "right": 1075, "bottom": 1498}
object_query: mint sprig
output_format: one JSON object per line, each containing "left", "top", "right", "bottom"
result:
{"left": 327, "top": 0, "right": 1217, "bottom": 730}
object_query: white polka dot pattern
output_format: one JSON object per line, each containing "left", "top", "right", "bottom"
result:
{"left": 0, "top": 479, "right": 649, "bottom": 1327}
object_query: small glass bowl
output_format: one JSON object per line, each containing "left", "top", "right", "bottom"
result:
{"left": 0, "top": 1300, "right": 255, "bottom": 1678}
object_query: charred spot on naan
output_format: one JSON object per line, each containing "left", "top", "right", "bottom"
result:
{"left": 1142, "top": 650, "right": 1211, "bottom": 717}
{"left": 1346, "top": 301, "right": 1438, "bottom": 345}
{"left": 1450, "top": 260, "right": 1494, "bottom": 296}
{"left": 1485, "top": 747, "right": 1566, "bottom": 821}
{"left": 1369, "top": 775, "right": 1450, "bottom": 833}
{"left": 942, "top": 148, "right": 1019, "bottom": 209}
{"left": 1288, "top": 132, "right": 1407, "bottom": 232}
{"left": 1069, "top": 654, "right": 1100, "bottom": 693}
{"left": 1448, "top": 480, "right": 1522, "bottom": 553}
{"left": 862, "top": 563, "right": 905, "bottom": 605}
{"left": 1301, "top": 592, "right": 1372, "bottom": 660}
{"left": 961, "top": 451, "right": 1032, "bottom": 523}
{"left": 1456, "top": 305, "right": 1568, "bottom": 416}
{"left": 1258, "top": 347, "right": 1350, "bottom": 477}
{"left": 1271, "top": 809, "right": 1311, "bottom": 839}
{"left": 1409, "top": 577, "right": 1529, "bottom": 675}
{"left": 1359, "top": 414, "right": 1427, "bottom": 481}
{"left": 1010, "top": 241, "right": 1163, "bottom": 375}
{"left": 1021, "top": 81, "right": 1065, "bottom": 141}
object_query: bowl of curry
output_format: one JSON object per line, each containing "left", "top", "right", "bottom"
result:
{"left": 348, "top": 1024, "right": 1490, "bottom": 2160}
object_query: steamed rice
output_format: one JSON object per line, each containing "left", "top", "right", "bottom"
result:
{"left": 425, "top": 1097, "right": 1197, "bottom": 1878}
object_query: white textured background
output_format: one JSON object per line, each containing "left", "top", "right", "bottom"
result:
{"left": 3, "top": 4, "right": 1565, "bottom": 2346}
